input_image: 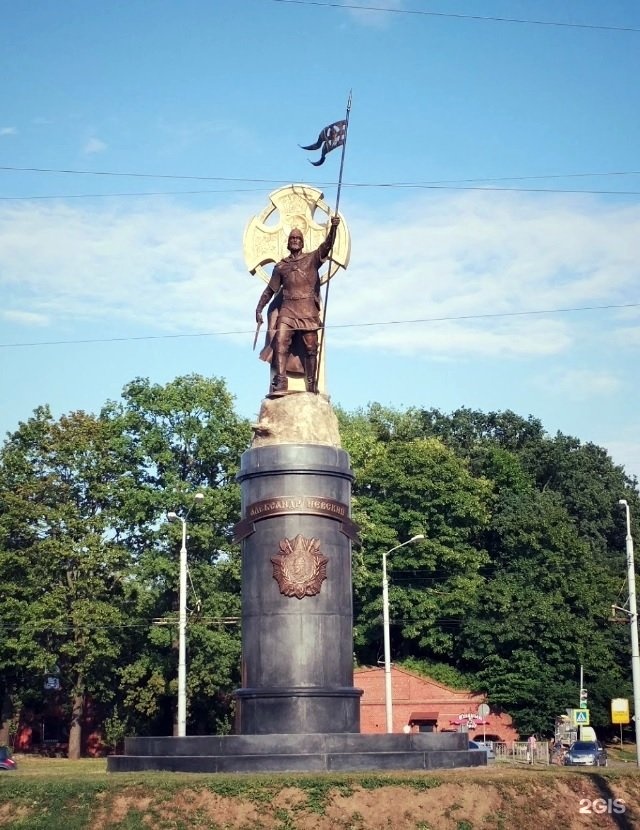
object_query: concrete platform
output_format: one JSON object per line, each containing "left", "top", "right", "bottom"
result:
{"left": 107, "top": 731, "right": 486, "bottom": 773}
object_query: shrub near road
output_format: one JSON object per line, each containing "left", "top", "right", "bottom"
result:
{"left": 2, "top": 758, "right": 640, "bottom": 829}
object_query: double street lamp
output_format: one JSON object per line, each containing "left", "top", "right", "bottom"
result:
{"left": 382, "top": 534, "right": 425, "bottom": 733}
{"left": 618, "top": 499, "right": 640, "bottom": 767}
{"left": 167, "top": 492, "right": 204, "bottom": 738}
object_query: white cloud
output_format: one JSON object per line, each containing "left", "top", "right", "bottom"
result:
{"left": 1, "top": 309, "right": 49, "bottom": 326}
{"left": 612, "top": 325, "right": 640, "bottom": 348}
{"left": 532, "top": 368, "right": 622, "bottom": 400}
{"left": 0, "top": 190, "right": 638, "bottom": 362}
{"left": 84, "top": 137, "right": 107, "bottom": 155}
{"left": 329, "top": 192, "right": 640, "bottom": 357}
{"left": 0, "top": 127, "right": 17, "bottom": 136}
{"left": 336, "top": 317, "right": 571, "bottom": 358}
{"left": 0, "top": 198, "right": 255, "bottom": 339}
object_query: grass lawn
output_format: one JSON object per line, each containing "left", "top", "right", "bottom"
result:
{"left": 2, "top": 754, "right": 640, "bottom": 829}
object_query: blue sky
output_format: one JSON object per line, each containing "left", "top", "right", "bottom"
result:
{"left": 1, "top": 0, "right": 639, "bottom": 483}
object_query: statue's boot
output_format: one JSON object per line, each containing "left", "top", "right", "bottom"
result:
{"left": 270, "top": 374, "right": 288, "bottom": 396}
{"left": 305, "top": 355, "right": 318, "bottom": 394}
{"left": 270, "top": 351, "right": 289, "bottom": 397}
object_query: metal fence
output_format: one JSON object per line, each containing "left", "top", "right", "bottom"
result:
{"left": 494, "top": 741, "right": 550, "bottom": 765}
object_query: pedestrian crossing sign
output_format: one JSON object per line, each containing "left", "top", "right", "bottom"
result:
{"left": 572, "top": 709, "right": 590, "bottom": 726}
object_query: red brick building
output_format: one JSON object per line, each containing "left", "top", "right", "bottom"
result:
{"left": 356, "top": 666, "right": 518, "bottom": 742}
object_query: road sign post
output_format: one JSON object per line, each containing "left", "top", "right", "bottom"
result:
{"left": 477, "top": 703, "right": 490, "bottom": 743}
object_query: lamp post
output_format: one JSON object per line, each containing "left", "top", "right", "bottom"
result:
{"left": 618, "top": 499, "right": 640, "bottom": 767}
{"left": 382, "top": 534, "right": 425, "bottom": 733}
{"left": 167, "top": 492, "right": 204, "bottom": 738}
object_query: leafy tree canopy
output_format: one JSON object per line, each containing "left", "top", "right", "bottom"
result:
{"left": 2, "top": 390, "right": 638, "bottom": 745}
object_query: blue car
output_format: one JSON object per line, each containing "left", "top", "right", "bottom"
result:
{"left": 563, "top": 740, "right": 607, "bottom": 767}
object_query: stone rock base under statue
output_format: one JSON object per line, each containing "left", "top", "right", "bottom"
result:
{"left": 251, "top": 392, "right": 341, "bottom": 447}
{"left": 107, "top": 731, "right": 485, "bottom": 773}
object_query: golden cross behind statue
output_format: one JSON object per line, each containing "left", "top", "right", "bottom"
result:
{"left": 243, "top": 184, "right": 350, "bottom": 284}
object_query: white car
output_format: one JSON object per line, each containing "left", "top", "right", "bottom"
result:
{"left": 469, "top": 740, "right": 495, "bottom": 760}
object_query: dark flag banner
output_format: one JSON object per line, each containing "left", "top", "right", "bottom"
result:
{"left": 300, "top": 120, "right": 347, "bottom": 166}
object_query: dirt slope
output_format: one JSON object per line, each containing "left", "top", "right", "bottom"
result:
{"left": 3, "top": 765, "right": 640, "bottom": 829}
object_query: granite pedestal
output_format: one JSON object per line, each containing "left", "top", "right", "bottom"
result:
{"left": 234, "top": 442, "right": 361, "bottom": 734}
{"left": 108, "top": 395, "right": 485, "bottom": 773}
{"left": 107, "top": 731, "right": 486, "bottom": 772}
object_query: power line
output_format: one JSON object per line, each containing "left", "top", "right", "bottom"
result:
{"left": 0, "top": 302, "right": 637, "bottom": 350}
{"left": 4, "top": 184, "right": 640, "bottom": 202}
{"left": 271, "top": 0, "right": 640, "bottom": 33}
{"left": 2, "top": 164, "right": 639, "bottom": 182}
{"left": 2, "top": 165, "right": 640, "bottom": 201}
{"left": 350, "top": 185, "right": 640, "bottom": 196}
{"left": 0, "top": 165, "right": 287, "bottom": 183}
{"left": 0, "top": 188, "right": 271, "bottom": 201}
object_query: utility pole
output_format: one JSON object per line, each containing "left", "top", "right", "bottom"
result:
{"left": 579, "top": 664, "right": 583, "bottom": 706}
{"left": 382, "top": 535, "right": 424, "bottom": 733}
{"left": 618, "top": 499, "right": 640, "bottom": 767}
{"left": 167, "top": 492, "right": 204, "bottom": 738}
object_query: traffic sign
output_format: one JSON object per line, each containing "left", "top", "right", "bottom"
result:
{"left": 572, "top": 708, "right": 590, "bottom": 726}
{"left": 611, "top": 698, "right": 630, "bottom": 725}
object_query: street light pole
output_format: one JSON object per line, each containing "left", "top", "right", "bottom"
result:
{"left": 168, "top": 492, "right": 204, "bottom": 738}
{"left": 619, "top": 499, "right": 640, "bottom": 767}
{"left": 382, "top": 534, "right": 425, "bottom": 733}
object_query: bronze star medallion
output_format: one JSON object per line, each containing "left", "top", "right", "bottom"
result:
{"left": 271, "top": 534, "right": 328, "bottom": 599}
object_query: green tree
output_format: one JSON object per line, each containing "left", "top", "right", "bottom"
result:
{"left": 0, "top": 407, "right": 135, "bottom": 757}
{"left": 456, "top": 478, "right": 628, "bottom": 733}
{"left": 3, "top": 389, "right": 637, "bottom": 747}
{"left": 339, "top": 410, "right": 492, "bottom": 666}
{"left": 339, "top": 403, "right": 638, "bottom": 736}
{"left": 103, "top": 375, "right": 252, "bottom": 735}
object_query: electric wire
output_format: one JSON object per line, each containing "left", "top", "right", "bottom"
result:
{"left": 2, "top": 165, "right": 640, "bottom": 201}
{"left": 270, "top": 0, "right": 640, "bottom": 33}
{"left": 1, "top": 302, "right": 637, "bottom": 350}
{"left": 4, "top": 184, "right": 640, "bottom": 201}
{"left": 4, "top": 164, "right": 639, "bottom": 182}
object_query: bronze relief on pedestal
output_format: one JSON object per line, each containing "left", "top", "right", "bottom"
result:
{"left": 271, "top": 534, "right": 328, "bottom": 599}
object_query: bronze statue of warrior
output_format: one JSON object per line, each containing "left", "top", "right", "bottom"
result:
{"left": 255, "top": 216, "right": 340, "bottom": 396}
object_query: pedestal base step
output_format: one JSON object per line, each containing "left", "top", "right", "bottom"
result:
{"left": 107, "top": 732, "right": 486, "bottom": 774}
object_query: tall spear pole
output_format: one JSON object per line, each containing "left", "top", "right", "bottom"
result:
{"left": 316, "top": 91, "right": 352, "bottom": 392}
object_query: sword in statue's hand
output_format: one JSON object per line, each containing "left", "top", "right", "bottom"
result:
{"left": 253, "top": 319, "right": 262, "bottom": 351}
